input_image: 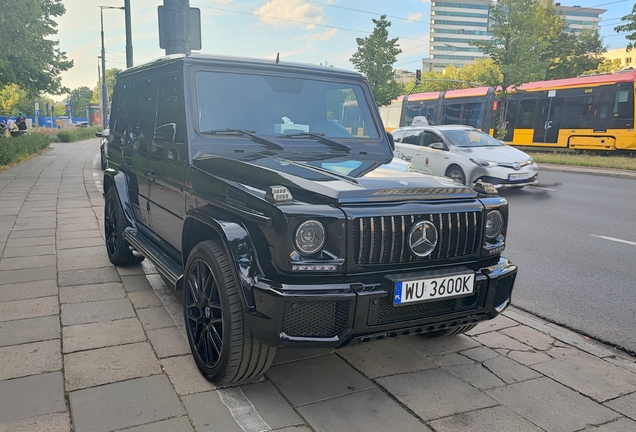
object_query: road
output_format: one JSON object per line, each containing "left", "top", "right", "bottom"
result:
{"left": 500, "top": 170, "right": 636, "bottom": 355}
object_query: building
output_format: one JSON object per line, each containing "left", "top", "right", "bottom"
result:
{"left": 604, "top": 47, "right": 634, "bottom": 69}
{"left": 422, "top": 1, "right": 605, "bottom": 72}
{"left": 394, "top": 69, "right": 416, "bottom": 84}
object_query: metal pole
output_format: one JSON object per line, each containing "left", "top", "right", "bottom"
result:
{"left": 100, "top": 8, "right": 109, "bottom": 130}
{"left": 163, "top": 0, "right": 191, "bottom": 56}
{"left": 124, "top": 0, "right": 133, "bottom": 67}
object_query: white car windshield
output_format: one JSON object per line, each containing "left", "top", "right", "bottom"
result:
{"left": 441, "top": 129, "right": 504, "bottom": 148}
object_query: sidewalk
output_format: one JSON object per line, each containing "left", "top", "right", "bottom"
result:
{"left": 1, "top": 140, "right": 635, "bottom": 432}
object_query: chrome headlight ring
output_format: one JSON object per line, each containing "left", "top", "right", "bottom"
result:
{"left": 294, "top": 220, "right": 326, "bottom": 256}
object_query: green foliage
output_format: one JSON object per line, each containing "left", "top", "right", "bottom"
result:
{"left": 545, "top": 29, "right": 605, "bottom": 80}
{"left": 68, "top": 87, "right": 94, "bottom": 118}
{"left": 0, "top": 84, "right": 26, "bottom": 115}
{"left": 591, "top": 58, "right": 624, "bottom": 74}
{"left": 527, "top": 151, "right": 636, "bottom": 171}
{"left": 0, "top": 133, "right": 51, "bottom": 166}
{"left": 91, "top": 69, "right": 122, "bottom": 104}
{"left": 55, "top": 126, "right": 100, "bottom": 143}
{"left": 402, "top": 59, "right": 502, "bottom": 94}
{"left": 0, "top": 0, "right": 73, "bottom": 95}
{"left": 615, "top": 4, "right": 636, "bottom": 52}
{"left": 350, "top": 15, "right": 403, "bottom": 107}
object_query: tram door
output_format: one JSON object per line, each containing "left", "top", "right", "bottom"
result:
{"left": 533, "top": 96, "right": 564, "bottom": 143}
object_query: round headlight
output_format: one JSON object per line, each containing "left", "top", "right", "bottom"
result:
{"left": 485, "top": 210, "right": 504, "bottom": 240}
{"left": 294, "top": 220, "right": 326, "bottom": 256}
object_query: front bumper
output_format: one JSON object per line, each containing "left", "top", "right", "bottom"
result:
{"left": 469, "top": 164, "right": 540, "bottom": 188}
{"left": 246, "top": 257, "right": 517, "bottom": 349}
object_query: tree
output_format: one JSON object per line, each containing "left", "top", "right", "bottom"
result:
{"left": 591, "top": 58, "right": 623, "bottom": 74}
{"left": 0, "top": 0, "right": 73, "bottom": 95}
{"left": 68, "top": 87, "right": 94, "bottom": 118}
{"left": 0, "top": 84, "right": 26, "bottom": 115}
{"left": 459, "top": 59, "right": 503, "bottom": 88}
{"left": 615, "top": 4, "right": 636, "bottom": 52}
{"left": 91, "top": 69, "right": 122, "bottom": 105}
{"left": 545, "top": 29, "right": 605, "bottom": 80}
{"left": 350, "top": 15, "right": 403, "bottom": 107}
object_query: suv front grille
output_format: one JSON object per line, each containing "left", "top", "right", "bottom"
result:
{"left": 282, "top": 300, "right": 349, "bottom": 338}
{"left": 353, "top": 212, "right": 481, "bottom": 265}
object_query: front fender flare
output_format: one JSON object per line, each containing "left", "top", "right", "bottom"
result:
{"left": 103, "top": 170, "right": 137, "bottom": 229}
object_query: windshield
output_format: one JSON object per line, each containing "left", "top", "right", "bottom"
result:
{"left": 194, "top": 71, "right": 379, "bottom": 140}
{"left": 441, "top": 129, "right": 504, "bottom": 148}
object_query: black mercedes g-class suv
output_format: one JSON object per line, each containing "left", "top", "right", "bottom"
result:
{"left": 103, "top": 54, "right": 517, "bottom": 385}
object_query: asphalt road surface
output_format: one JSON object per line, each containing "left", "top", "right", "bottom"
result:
{"left": 500, "top": 170, "right": 636, "bottom": 355}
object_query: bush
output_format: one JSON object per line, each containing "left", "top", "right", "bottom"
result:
{"left": 0, "top": 133, "right": 52, "bottom": 166}
{"left": 56, "top": 126, "right": 100, "bottom": 143}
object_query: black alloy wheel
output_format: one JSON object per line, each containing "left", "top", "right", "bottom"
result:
{"left": 185, "top": 258, "right": 224, "bottom": 369}
{"left": 104, "top": 187, "right": 144, "bottom": 266}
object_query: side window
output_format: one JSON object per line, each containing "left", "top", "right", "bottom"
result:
{"left": 401, "top": 131, "right": 420, "bottom": 145}
{"left": 391, "top": 130, "right": 406, "bottom": 142}
{"left": 614, "top": 89, "right": 634, "bottom": 119}
{"left": 516, "top": 99, "right": 537, "bottom": 128}
{"left": 156, "top": 74, "right": 187, "bottom": 162}
{"left": 422, "top": 131, "right": 443, "bottom": 147}
{"left": 443, "top": 103, "right": 462, "bottom": 124}
{"left": 112, "top": 82, "right": 131, "bottom": 140}
{"left": 131, "top": 77, "right": 156, "bottom": 154}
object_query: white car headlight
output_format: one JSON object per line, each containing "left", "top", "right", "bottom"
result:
{"left": 294, "top": 220, "right": 326, "bottom": 256}
{"left": 470, "top": 158, "right": 497, "bottom": 167}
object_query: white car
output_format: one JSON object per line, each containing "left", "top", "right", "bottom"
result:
{"left": 392, "top": 125, "right": 539, "bottom": 188}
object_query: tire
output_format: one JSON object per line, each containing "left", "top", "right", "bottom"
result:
{"left": 184, "top": 240, "right": 276, "bottom": 385}
{"left": 446, "top": 164, "right": 467, "bottom": 185}
{"left": 420, "top": 323, "right": 478, "bottom": 339}
{"left": 104, "top": 187, "right": 144, "bottom": 266}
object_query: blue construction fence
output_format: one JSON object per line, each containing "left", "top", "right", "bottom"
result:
{"left": 0, "top": 116, "right": 89, "bottom": 128}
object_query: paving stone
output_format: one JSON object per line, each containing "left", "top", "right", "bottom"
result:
{"left": 0, "top": 340, "right": 62, "bottom": 380}
{"left": 377, "top": 369, "right": 498, "bottom": 421}
{"left": 508, "top": 349, "right": 554, "bottom": 366}
{"left": 466, "top": 314, "right": 518, "bottom": 335}
{"left": 473, "top": 331, "right": 533, "bottom": 352}
{"left": 0, "top": 372, "right": 66, "bottom": 424}
{"left": 7, "top": 228, "right": 56, "bottom": 239}
{"left": 6, "top": 235, "right": 55, "bottom": 248}
{"left": 240, "top": 382, "right": 303, "bottom": 429}
{"left": 483, "top": 355, "right": 542, "bottom": 384}
{"left": 57, "top": 254, "right": 112, "bottom": 272}
{"left": 501, "top": 325, "right": 555, "bottom": 351}
{"left": 121, "top": 275, "right": 153, "bottom": 292}
{"left": 485, "top": 377, "right": 620, "bottom": 432}
{"left": 12, "top": 220, "right": 57, "bottom": 231}
{"left": 2, "top": 245, "right": 56, "bottom": 257}
{"left": 428, "top": 405, "right": 542, "bottom": 432}
{"left": 401, "top": 333, "right": 480, "bottom": 356}
{"left": 136, "top": 306, "right": 177, "bottom": 330}
{"left": 116, "top": 264, "right": 147, "bottom": 276}
{"left": 146, "top": 327, "right": 190, "bottom": 358}
{"left": 0, "top": 296, "right": 59, "bottom": 322}
{"left": 61, "top": 298, "right": 135, "bottom": 326}
{"left": 160, "top": 355, "right": 215, "bottom": 396}
{"left": 57, "top": 237, "right": 105, "bottom": 250}
{"left": 271, "top": 348, "right": 332, "bottom": 365}
{"left": 271, "top": 425, "right": 315, "bottom": 431}
{"left": 429, "top": 352, "right": 476, "bottom": 367}
{"left": 444, "top": 362, "right": 506, "bottom": 389}
{"left": 63, "top": 318, "right": 146, "bottom": 353}
{"left": 57, "top": 216, "right": 98, "bottom": 226}
{"left": 0, "top": 412, "right": 71, "bottom": 432}
{"left": 532, "top": 352, "right": 636, "bottom": 402}
{"left": 59, "top": 282, "right": 126, "bottom": 304}
{"left": 113, "top": 416, "right": 194, "bottom": 432}
{"left": 181, "top": 390, "right": 244, "bottom": 432}
{"left": 57, "top": 246, "right": 107, "bottom": 259}
{"left": 65, "top": 342, "right": 161, "bottom": 391}
{"left": 0, "top": 279, "right": 57, "bottom": 302}
{"left": 127, "top": 290, "right": 164, "bottom": 309}
{"left": 266, "top": 354, "right": 374, "bottom": 407}
{"left": 547, "top": 345, "right": 587, "bottom": 359}
{"left": 297, "top": 388, "right": 425, "bottom": 432}
{"left": 69, "top": 375, "right": 185, "bottom": 432}
{"left": 605, "top": 392, "right": 636, "bottom": 421}
{"left": 57, "top": 222, "right": 99, "bottom": 232}
{"left": 0, "top": 266, "right": 57, "bottom": 285}
{"left": 0, "top": 315, "right": 60, "bottom": 347}
{"left": 461, "top": 346, "right": 501, "bottom": 362}
{"left": 0, "top": 254, "right": 57, "bottom": 271}
{"left": 337, "top": 337, "right": 437, "bottom": 378}
{"left": 586, "top": 418, "right": 636, "bottom": 432}
{"left": 56, "top": 230, "right": 101, "bottom": 241}
{"left": 58, "top": 266, "right": 120, "bottom": 287}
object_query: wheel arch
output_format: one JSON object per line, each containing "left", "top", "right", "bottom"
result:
{"left": 103, "top": 171, "right": 137, "bottom": 229}
{"left": 182, "top": 208, "right": 262, "bottom": 311}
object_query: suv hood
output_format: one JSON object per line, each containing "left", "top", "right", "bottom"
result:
{"left": 192, "top": 153, "right": 477, "bottom": 204}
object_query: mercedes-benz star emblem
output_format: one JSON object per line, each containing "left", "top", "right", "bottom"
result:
{"left": 408, "top": 220, "right": 438, "bottom": 257}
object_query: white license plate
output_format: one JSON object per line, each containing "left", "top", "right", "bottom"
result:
{"left": 394, "top": 273, "right": 475, "bottom": 306}
{"left": 509, "top": 172, "right": 529, "bottom": 181}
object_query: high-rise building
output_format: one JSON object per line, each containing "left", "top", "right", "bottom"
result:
{"left": 422, "top": 1, "right": 605, "bottom": 73}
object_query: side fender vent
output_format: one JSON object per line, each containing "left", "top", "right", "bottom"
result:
{"left": 226, "top": 188, "right": 247, "bottom": 206}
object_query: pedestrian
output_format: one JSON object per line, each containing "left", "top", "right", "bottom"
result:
{"left": 16, "top": 112, "right": 27, "bottom": 131}
{"left": 56, "top": 118, "right": 62, "bottom": 129}
{"left": 6, "top": 117, "right": 15, "bottom": 131}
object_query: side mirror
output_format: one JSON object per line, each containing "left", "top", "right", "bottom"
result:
{"left": 430, "top": 142, "right": 446, "bottom": 150}
{"left": 154, "top": 123, "right": 177, "bottom": 143}
{"left": 95, "top": 132, "right": 102, "bottom": 138}
{"left": 387, "top": 132, "right": 395, "bottom": 151}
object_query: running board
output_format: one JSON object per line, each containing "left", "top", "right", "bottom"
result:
{"left": 123, "top": 228, "right": 183, "bottom": 287}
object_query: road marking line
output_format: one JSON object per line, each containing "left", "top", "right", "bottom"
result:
{"left": 218, "top": 387, "right": 271, "bottom": 432}
{"left": 528, "top": 186, "right": 556, "bottom": 191}
{"left": 590, "top": 234, "right": 636, "bottom": 247}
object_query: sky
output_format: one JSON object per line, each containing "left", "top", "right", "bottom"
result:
{"left": 55, "top": 0, "right": 634, "bottom": 94}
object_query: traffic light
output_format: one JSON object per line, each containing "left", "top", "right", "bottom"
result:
{"left": 416, "top": 69, "right": 422, "bottom": 84}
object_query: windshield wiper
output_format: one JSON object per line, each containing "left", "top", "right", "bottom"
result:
{"left": 277, "top": 132, "right": 351, "bottom": 152}
{"left": 200, "top": 129, "right": 284, "bottom": 151}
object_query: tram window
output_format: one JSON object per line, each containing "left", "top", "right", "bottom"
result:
{"left": 562, "top": 96, "right": 594, "bottom": 129}
{"left": 517, "top": 99, "right": 536, "bottom": 128}
{"left": 463, "top": 102, "right": 483, "bottom": 129}
{"left": 614, "top": 90, "right": 634, "bottom": 118}
{"left": 444, "top": 103, "right": 462, "bottom": 124}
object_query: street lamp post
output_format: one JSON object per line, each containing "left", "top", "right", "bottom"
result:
{"left": 99, "top": 5, "right": 124, "bottom": 130}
